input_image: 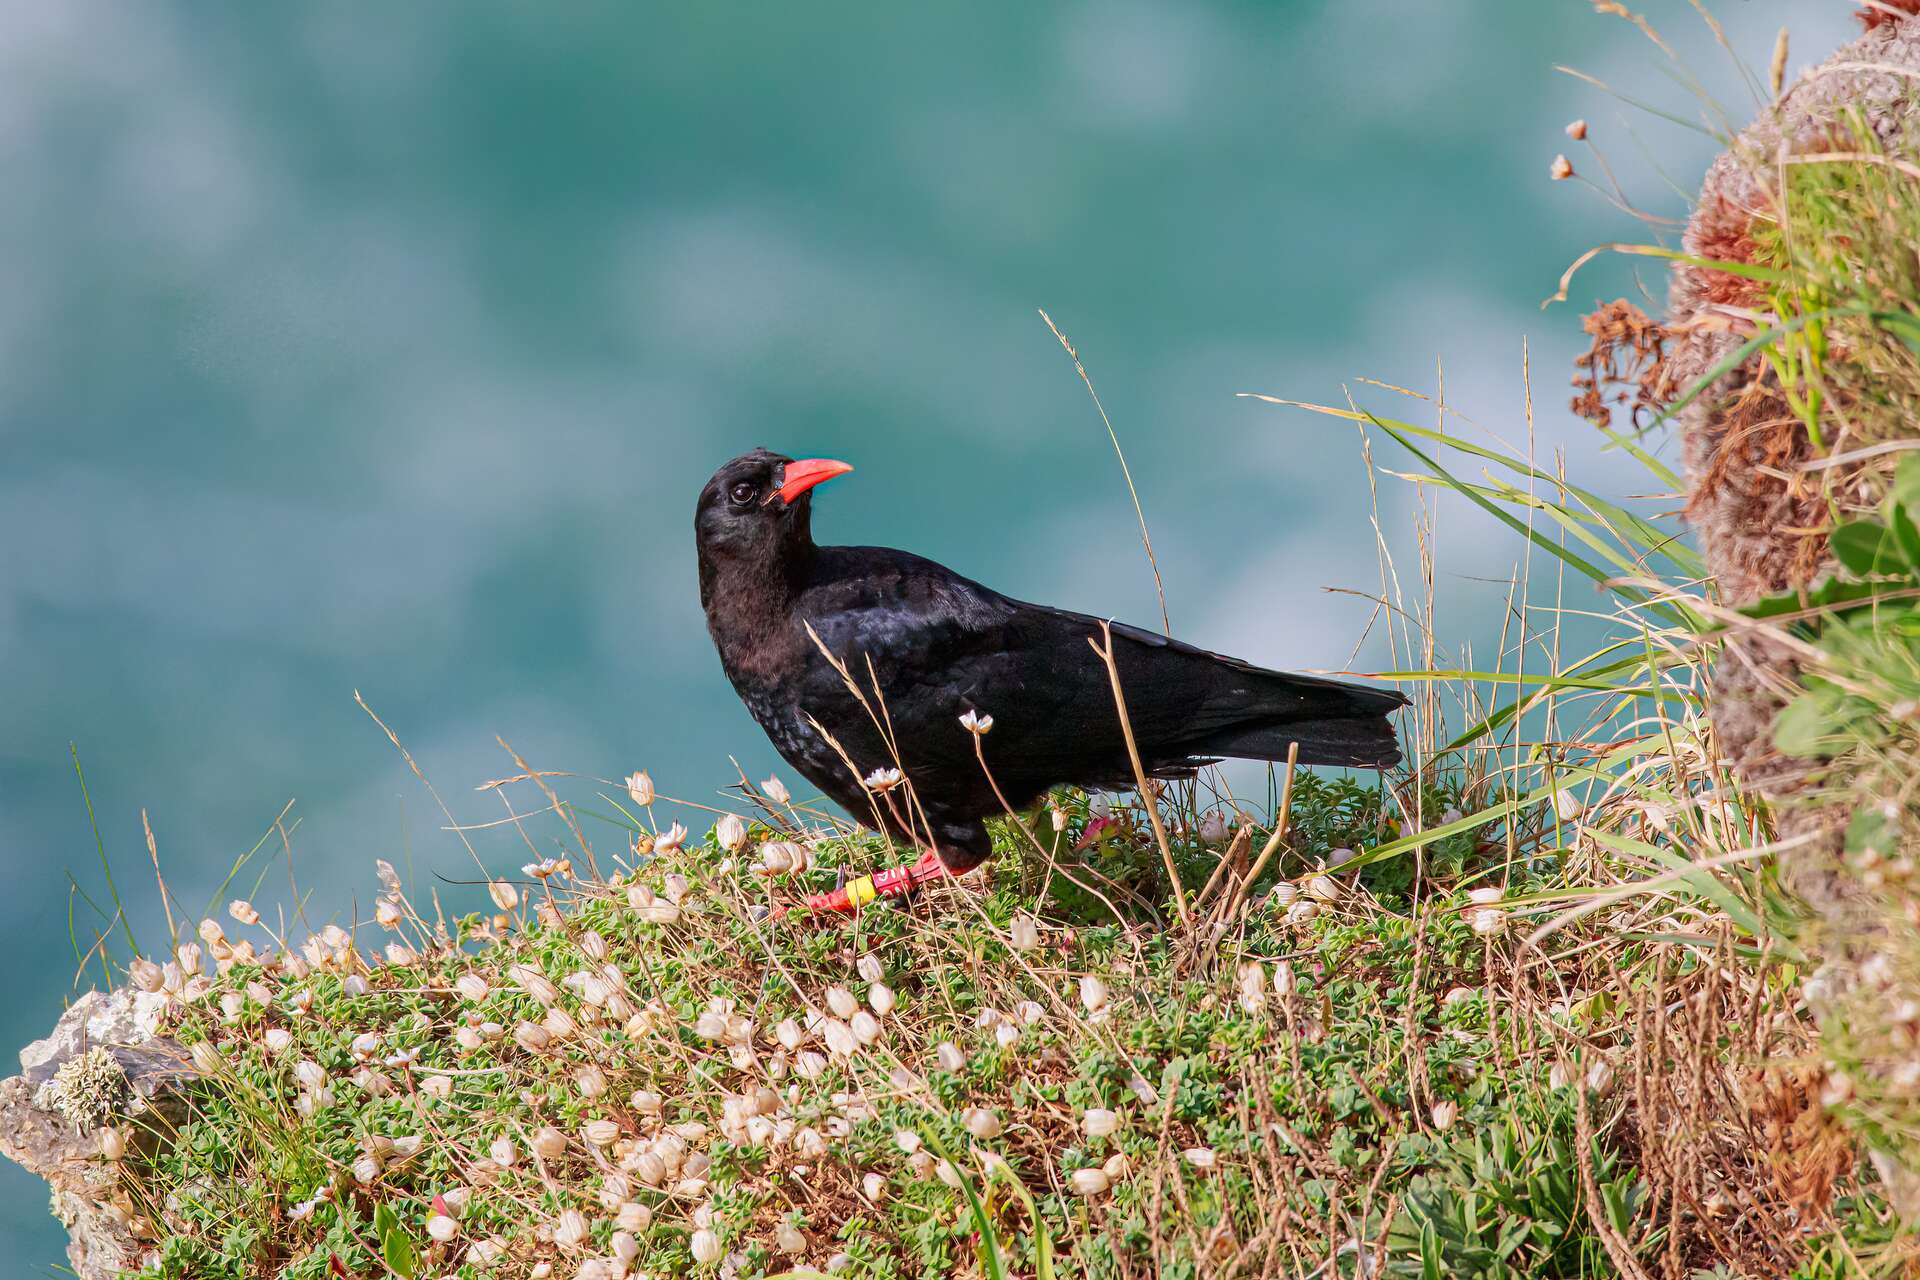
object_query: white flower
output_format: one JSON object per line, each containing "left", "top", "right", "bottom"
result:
{"left": 714, "top": 813, "right": 747, "bottom": 852}
{"left": 1197, "top": 811, "right": 1229, "bottom": 845}
{"left": 761, "top": 775, "right": 791, "bottom": 805}
{"left": 959, "top": 709, "right": 994, "bottom": 736}
{"left": 625, "top": 771, "right": 655, "bottom": 807}
{"left": 863, "top": 767, "right": 904, "bottom": 793}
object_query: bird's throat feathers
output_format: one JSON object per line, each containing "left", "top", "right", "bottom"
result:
{"left": 698, "top": 546, "right": 814, "bottom": 685}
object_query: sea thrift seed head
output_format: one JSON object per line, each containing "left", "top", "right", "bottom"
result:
{"left": 1305, "top": 874, "right": 1341, "bottom": 903}
{"left": 1051, "top": 806, "right": 1069, "bottom": 832}
{"left": 579, "top": 929, "right": 608, "bottom": 962}
{"left": 625, "top": 771, "right": 655, "bottom": 807}
{"left": 1551, "top": 154, "right": 1574, "bottom": 180}
{"left": 936, "top": 1041, "right": 967, "bottom": 1072}
{"left": 532, "top": 1126, "right": 568, "bottom": 1159}
{"left": 1197, "top": 811, "right": 1229, "bottom": 845}
{"left": 456, "top": 972, "right": 490, "bottom": 1002}
{"left": 714, "top": 813, "right": 747, "bottom": 852}
{"left": 1070, "top": 1167, "right": 1111, "bottom": 1195}
{"left": 514, "top": 1022, "right": 552, "bottom": 1053}
{"left": 1565, "top": 118, "right": 1587, "bottom": 140}
{"left": 959, "top": 709, "right": 994, "bottom": 735}
{"left": 554, "top": 1209, "right": 590, "bottom": 1250}
{"left": 654, "top": 823, "right": 688, "bottom": 855}
{"left": 426, "top": 1213, "right": 457, "bottom": 1242}
{"left": 584, "top": 1119, "right": 620, "bottom": 1147}
{"left": 1431, "top": 1100, "right": 1459, "bottom": 1131}
{"left": 574, "top": 1065, "right": 608, "bottom": 1098}
{"left": 1469, "top": 908, "right": 1507, "bottom": 937}
{"left": 1009, "top": 917, "right": 1039, "bottom": 951}
{"left": 198, "top": 918, "right": 225, "bottom": 946}
{"left": 850, "top": 1010, "right": 882, "bottom": 1045}
{"left": 100, "top": 1127, "right": 128, "bottom": 1161}
{"left": 1286, "top": 900, "right": 1320, "bottom": 927}
{"left": 826, "top": 986, "right": 858, "bottom": 1019}
{"left": 690, "top": 1228, "right": 723, "bottom": 1264}
{"left": 490, "top": 1135, "right": 517, "bottom": 1167}
{"left": 963, "top": 1107, "right": 1003, "bottom": 1139}
{"left": 1237, "top": 962, "right": 1268, "bottom": 1013}
{"left": 1083, "top": 1108, "right": 1120, "bottom": 1138}
{"left": 1079, "top": 974, "right": 1109, "bottom": 1012}
{"left": 228, "top": 900, "right": 260, "bottom": 927}
{"left": 129, "top": 959, "right": 164, "bottom": 993}
{"left": 375, "top": 899, "right": 403, "bottom": 929}
{"left": 856, "top": 954, "right": 884, "bottom": 983}
{"left": 1184, "top": 1146, "right": 1217, "bottom": 1169}
{"left": 868, "top": 982, "right": 895, "bottom": 1017}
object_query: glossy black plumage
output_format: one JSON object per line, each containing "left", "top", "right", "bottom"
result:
{"left": 697, "top": 449, "right": 1407, "bottom": 873}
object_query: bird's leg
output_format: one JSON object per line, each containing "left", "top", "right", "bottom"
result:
{"left": 800, "top": 848, "right": 950, "bottom": 915}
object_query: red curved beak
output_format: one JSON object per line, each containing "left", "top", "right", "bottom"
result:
{"left": 778, "top": 457, "right": 854, "bottom": 504}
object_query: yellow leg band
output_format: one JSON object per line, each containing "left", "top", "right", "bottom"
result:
{"left": 846, "top": 876, "right": 879, "bottom": 908}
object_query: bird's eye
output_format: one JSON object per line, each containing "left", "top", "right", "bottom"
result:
{"left": 729, "top": 482, "right": 757, "bottom": 506}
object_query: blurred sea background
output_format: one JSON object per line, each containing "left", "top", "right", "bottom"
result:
{"left": 0, "top": 0, "right": 1858, "bottom": 1255}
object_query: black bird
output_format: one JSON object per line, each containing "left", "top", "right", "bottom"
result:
{"left": 696, "top": 448, "right": 1406, "bottom": 913}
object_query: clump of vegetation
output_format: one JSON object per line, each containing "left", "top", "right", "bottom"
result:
{"left": 40, "top": 1046, "right": 129, "bottom": 1131}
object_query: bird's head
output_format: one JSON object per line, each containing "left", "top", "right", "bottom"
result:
{"left": 694, "top": 448, "right": 853, "bottom": 569}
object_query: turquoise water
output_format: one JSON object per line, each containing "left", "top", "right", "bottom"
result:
{"left": 0, "top": 1, "right": 1851, "bottom": 1257}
